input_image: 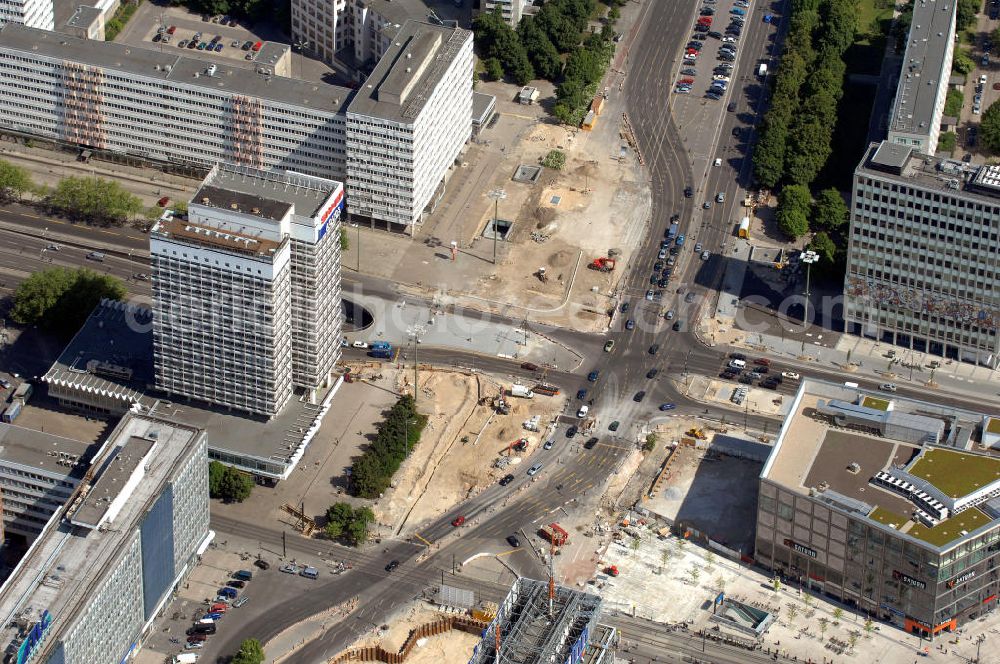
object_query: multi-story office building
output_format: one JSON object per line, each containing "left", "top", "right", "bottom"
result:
{"left": 290, "top": 0, "right": 428, "bottom": 70}
{"left": 482, "top": 0, "right": 526, "bottom": 27}
{"left": 0, "top": 0, "right": 53, "bottom": 31}
{"left": 346, "top": 21, "right": 473, "bottom": 226}
{"left": 0, "top": 412, "right": 209, "bottom": 664}
{"left": 151, "top": 164, "right": 343, "bottom": 417}
{"left": 0, "top": 424, "right": 96, "bottom": 542}
{"left": 0, "top": 23, "right": 350, "bottom": 185}
{"left": 885, "top": 0, "right": 955, "bottom": 155}
{"left": 845, "top": 141, "right": 1000, "bottom": 366}
{"left": 0, "top": 21, "right": 473, "bottom": 229}
{"left": 756, "top": 380, "right": 1000, "bottom": 637}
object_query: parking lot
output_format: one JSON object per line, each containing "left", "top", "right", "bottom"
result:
{"left": 112, "top": 3, "right": 341, "bottom": 82}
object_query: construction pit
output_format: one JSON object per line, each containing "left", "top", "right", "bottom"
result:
{"left": 335, "top": 602, "right": 481, "bottom": 664}
{"left": 374, "top": 367, "right": 567, "bottom": 537}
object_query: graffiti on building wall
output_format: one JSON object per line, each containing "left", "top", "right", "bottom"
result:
{"left": 846, "top": 277, "right": 998, "bottom": 331}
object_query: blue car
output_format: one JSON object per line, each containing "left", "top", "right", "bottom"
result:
{"left": 587, "top": 370, "right": 600, "bottom": 382}
{"left": 730, "top": 7, "right": 746, "bottom": 14}
{"left": 659, "top": 403, "right": 677, "bottom": 411}
{"left": 218, "top": 587, "right": 237, "bottom": 598}
{"left": 577, "top": 389, "right": 587, "bottom": 400}
{"left": 676, "top": 234, "right": 686, "bottom": 247}
{"left": 203, "top": 612, "right": 223, "bottom": 620}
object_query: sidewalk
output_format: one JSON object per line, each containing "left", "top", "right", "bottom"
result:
{"left": 700, "top": 310, "right": 1000, "bottom": 406}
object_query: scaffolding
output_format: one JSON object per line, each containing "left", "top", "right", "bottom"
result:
{"left": 468, "top": 578, "right": 608, "bottom": 664}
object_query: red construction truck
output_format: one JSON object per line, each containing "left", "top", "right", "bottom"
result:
{"left": 540, "top": 522, "right": 569, "bottom": 546}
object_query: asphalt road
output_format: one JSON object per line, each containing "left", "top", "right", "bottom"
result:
{"left": 0, "top": 4, "right": 992, "bottom": 660}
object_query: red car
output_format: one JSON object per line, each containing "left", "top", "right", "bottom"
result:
{"left": 685, "top": 48, "right": 698, "bottom": 54}
{"left": 166, "top": 25, "right": 176, "bottom": 34}
{"left": 698, "top": 16, "right": 712, "bottom": 24}
{"left": 452, "top": 516, "right": 466, "bottom": 527}
{"left": 678, "top": 78, "right": 695, "bottom": 85}
{"left": 157, "top": 196, "right": 170, "bottom": 207}
{"left": 754, "top": 358, "right": 771, "bottom": 366}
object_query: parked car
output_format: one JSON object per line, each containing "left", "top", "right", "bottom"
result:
{"left": 781, "top": 371, "right": 800, "bottom": 379}
{"left": 280, "top": 564, "right": 300, "bottom": 574}
{"left": 499, "top": 473, "right": 515, "bottom": 486}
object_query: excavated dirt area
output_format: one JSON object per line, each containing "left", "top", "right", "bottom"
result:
{"left": 375, "top": 368, "right": 566, "bottom": 535}
{"left": 346, "top": 605, "right": 479, "bottom": 664}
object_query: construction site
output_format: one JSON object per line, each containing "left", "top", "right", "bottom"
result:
{"left": 467, "top": 578, "right": 618, "bottom": 664}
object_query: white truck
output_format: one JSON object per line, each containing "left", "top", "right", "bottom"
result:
{"left": 757, "top": 63, "right": 768, "bottom": 77}
{"left": 509, "top": 384, "right": 535, "bottom": 399}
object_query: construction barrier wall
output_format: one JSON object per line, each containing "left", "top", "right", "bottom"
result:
{"left": 330, "top": 615, "right": 488, "bottom": 663}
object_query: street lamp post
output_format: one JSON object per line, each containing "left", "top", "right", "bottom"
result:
{"left": 487, "top": 188, "right": 506, "bottom": 265}
{"left": 351, "top": 223, "right": 360, "bottom": 272}
{"left": 407, "top": 325, "right": 425, "bottom": 410}
{"left": 799, "top": 250, "right": 819, "bottom": 329}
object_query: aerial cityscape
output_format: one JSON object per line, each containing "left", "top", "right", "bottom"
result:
{"left": 0, "top": 0, "right": 997, "bottom": 662}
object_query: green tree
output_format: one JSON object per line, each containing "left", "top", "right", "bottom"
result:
{"left": 642, "top": 433, "right": 657, "bottom": 452}
{"left": 519, "top": 19, "right": 562, "bottom": 80}
{"left": 351, "top": 395, "right": 427, "bottom": 498}
{"left": 944, "top": 88, "right": 965, "bottom": 117}
{"left": 953, "top": 48, "right": 975, "bottom": 76}
{"left": 46, "top": 176, "right": 143, "bottom": 225}
{"left": 818, "top": 616, "right": 829, "bottom": 640}
{"left": 863, "top": 618, "right": 874, "bottom": 637}
{"left": 776, "top": 184, "right": 812, "bottom": 238}
{"left": 688, "top": 566, "right": 701, "bottom": 585}
{"left": 542, "top": 150, "right": 566, "bottom": 170}
{"left": 957, "top": 0, "right": 979, "bottom": 29}
{"left": 980, "top": 100, "right": 1000, "bottom": 151}
{"left": 324, "top": 501, "right": 354, "bottom": 539}
{"left": 208, "top": 460, "right": 226, "bottom": 497}
{"left": 217, "top": 466, "right": 253, "bottom": 503}
{"left": 346, "top": 506, "right": 375, "bottom": 546}
{"left": 833, "top": 607, "right": 844, "bottom": 622}
{"left": 630, "top": 536, "right": 641, "bottom": 551}
{"left": 231, "top": 638, "right": 265, "bottom": 664}
{"left": 938, "top": 131, "right": 957, "bottom": 152}
{"left": 787, "top": 603, "right": 799, "bottom": 626}
{"left": 484, "top": 57, "right": 504, "bottom": 81}
{"left": 808, "top": 231, "right": 837, "bottom": 265}
{"left": 812, "top": 188, "right": 848, "bottom": 231}
{"left": 10, "top": 267, "right": 126, "bottom": 339}
{"left": 753, "top": 119, "right": 789, "bottom": 189}
{"left": 0, "top": 159, "right": 33, "bottom": 202}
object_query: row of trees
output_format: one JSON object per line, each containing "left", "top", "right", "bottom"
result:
{"left": 209, "top": 460, "right": 256, "bottom": 503}
{"left": 10, "top": 267, "right": 126, "bottom": 340}
{"left": 351, "top": 395, "right": 427, "bottom": 499}
{"left": 753, "top": 0, "right": 857, "bottom": 190}
{"left": 324, "top": 502, "right": 375, "bottom": 546}
{"left": 776, "top": 185, "right": 849, "bottom": 276}
{"left": 0, "top": 158, "right": 147, "bottom": 225}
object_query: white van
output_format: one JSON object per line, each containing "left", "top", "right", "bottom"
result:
{"left": 728, "top": 359, "right": 746, "bottom": 370}
{"left": 577, "top": 405, "right": 589, "bottom": 418}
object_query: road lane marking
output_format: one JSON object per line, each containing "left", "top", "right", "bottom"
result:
{"left": 413, "top": 533, "right": 432, "bottom": 547}
{"left": 495, "top": 549, "right": 523, "bottom": 558}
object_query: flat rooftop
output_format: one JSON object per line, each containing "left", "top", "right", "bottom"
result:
{"left": 361, "top": 0, "right": 430, "bottom": 26}
{"left": 65, "top": 5, "right": 101, "bottom": 29}
{"left": 859, "top": 141, "right": 1000, "bottom": 203}
{"left": 764, "top": 379, "right": 1000, "bottom": 550}
{"left": 43, "top": 301, "right": 326, "bottom": 478}
{"left": 147, "top": 388, "right": 323, "bottom": 473}
{"left": 888, "top": 0, "right": 955, "bottom": 139}
{"left": 347, "top": 21, "right": 470, "bottom": 123}
{"left": 0, "top": 414, "right": 203, "bottom": 662}
{"left": 70, "top": 435, "right": 156, "bottom": 528}
{"left": 196, "top": 164, "right": 340, "bottom": 220}
{"left": 0, "top": 424, "right": 96, "bottom": 479}
{"left": 152, "top": 217, "right": 285, "bottom": 258}
{"left": 0, "top": 23, "right": 353, "bottom": 114}
{"left": 42, "top": 299, "right": 154, "bottom": 409}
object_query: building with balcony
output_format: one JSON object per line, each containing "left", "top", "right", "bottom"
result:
{"left": 151, "top": 164, "right": 344, "bottom": 418}
{"left": 756, "top": 379, "right": 1000, "bottom": 637}
{"left": 345, "top": 20, "right": 472, "bottom": 227}
{"left": 0, "top": 0, "right": 53, "bottom": 31}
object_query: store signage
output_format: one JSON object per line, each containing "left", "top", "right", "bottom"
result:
{"left": 893, "top": 570, "right": 927, "bottom": 589}
{"left": 947, "top": 570, "right": 976, "bottom": 589}
{"left": 783, "top": 538, "right": 817, "bottom": 559}
{"left": 316, "top": 187, "right": 344, "bottom": 242}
